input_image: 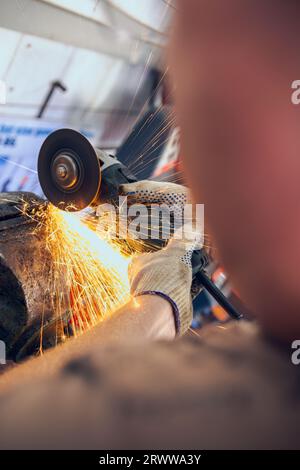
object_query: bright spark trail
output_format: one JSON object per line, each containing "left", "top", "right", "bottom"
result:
{"left": 34, "top": 204, "right": 131, "bottom": 346}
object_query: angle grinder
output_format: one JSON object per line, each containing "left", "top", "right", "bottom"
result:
{"left": 38, "top": 128, "right": 242, "bottom": 320}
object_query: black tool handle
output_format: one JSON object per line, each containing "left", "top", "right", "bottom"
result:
{"left": 195, "top": 269, "right": 243, "bottom": 320}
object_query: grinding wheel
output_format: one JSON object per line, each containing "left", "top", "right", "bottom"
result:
{"left": 38, "top": 129, "right": 101, "bottom": 211}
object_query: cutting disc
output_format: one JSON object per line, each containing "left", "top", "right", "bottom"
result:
{"left": 38, "top": 129, "right": 101, "bottom": 211}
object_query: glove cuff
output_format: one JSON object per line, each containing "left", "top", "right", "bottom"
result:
{"left": 130, "top": 264, "right": 192, "bottom": 335}
{"left": 135, "top": 290, "right": 181, "bottom": 334}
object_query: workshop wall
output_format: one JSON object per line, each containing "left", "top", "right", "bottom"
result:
{"left": 0, "top": 0, "right": 170, "bottom": 194}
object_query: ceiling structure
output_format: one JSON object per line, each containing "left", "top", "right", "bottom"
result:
{"left": 0, "top": 0, "right": 172, "bottom": 134}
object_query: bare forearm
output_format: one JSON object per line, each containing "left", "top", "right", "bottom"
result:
{"left": 97, "top": 295, "right": 176, "bottom": 342}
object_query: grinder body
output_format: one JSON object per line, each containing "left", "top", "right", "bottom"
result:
{"left": 97, "top": 151, "right": 137, "bottom": 205}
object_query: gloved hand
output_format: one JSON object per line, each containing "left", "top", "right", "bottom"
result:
{"left": 120, "top": 180, "right": 192, "bottom": 207}
{"left": 120, "top": 180, "right": 202, "bottom": 336}
{"left": 128, "top": 232, "right": 201, "bottom": 336}
{"left": 120, "top": 179, "right": 193, "bottom": 244}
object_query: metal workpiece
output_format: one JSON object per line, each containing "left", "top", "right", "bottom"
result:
{"left": 0, "top": 192, "right": 70, "bottom": 360}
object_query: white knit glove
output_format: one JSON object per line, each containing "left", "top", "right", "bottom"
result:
{"left": 120, "top": 180, "right": 191, "bottom": 206}
{"left": 120, "top": 181, "right": 202, "bottom": 336}
{"left": 129, "top": 235, "right": 201, "bottom": 335}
